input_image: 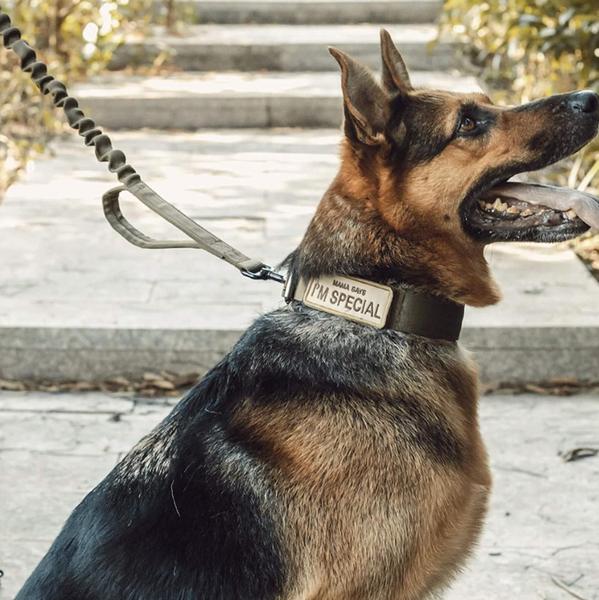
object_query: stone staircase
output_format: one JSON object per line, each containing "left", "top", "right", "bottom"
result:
{"left": 2, "top": 1, "right": 598, "bottom": 384}
{"left": 74, "top": 1, "right": 478, "bottom": 129}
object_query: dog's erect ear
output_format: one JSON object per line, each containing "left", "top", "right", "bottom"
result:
{"left": 329, "top": 47, "right": 389, "bottom": 145}
{"left": 380, "top": 29, "right": 413, "bottom": 94}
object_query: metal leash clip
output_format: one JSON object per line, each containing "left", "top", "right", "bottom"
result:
{"left": 240, "top": 266, "right": 286, "bottom": 283}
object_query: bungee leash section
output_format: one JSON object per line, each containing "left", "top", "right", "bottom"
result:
{"left": 0, "top": 6, "right": 285, "bottom": 284}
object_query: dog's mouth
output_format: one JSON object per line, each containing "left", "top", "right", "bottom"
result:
{"left": 463, "top": 177, "right": 599, "bottom": 243}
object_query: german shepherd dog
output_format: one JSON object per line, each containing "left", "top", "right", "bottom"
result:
{"left": 16, "top": 31, "right": 599, "bottom": 600}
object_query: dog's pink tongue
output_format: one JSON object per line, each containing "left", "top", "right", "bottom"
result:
{"left": 488, "top": 182, "right": 599, "bottom": 229}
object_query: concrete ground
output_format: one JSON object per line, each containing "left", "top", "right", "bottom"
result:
{"left": 0, "top": 390, "right": 598, "bottom": 599}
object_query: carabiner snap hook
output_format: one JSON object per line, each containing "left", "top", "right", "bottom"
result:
{"left": 241, "top": 266, "right": 286, "bottom": 284}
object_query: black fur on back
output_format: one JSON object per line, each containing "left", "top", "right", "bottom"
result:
{"left": 16, "top": 302, "right": 468, "bottom": 600}
{"left": 16, "top": 347, "right": 287, "bottom": 599}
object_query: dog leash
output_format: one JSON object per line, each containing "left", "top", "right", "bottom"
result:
{"left": 0, "top": 7, "right": 285, "bottom": 284}
{"left": 1, "top": 9, "right": 465, "bottom": 340}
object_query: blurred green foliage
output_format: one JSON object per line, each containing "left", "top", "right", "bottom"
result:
{"left": 0, "top": 0, "right": 178, "bottom": 197}
{"left": 441, "top": 0, "right": 598, "bottom": 192}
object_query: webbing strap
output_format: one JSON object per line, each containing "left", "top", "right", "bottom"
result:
{"left": 102, "top": 184, "right": 264, "bottom": 273}
{"left": 0, "top": 6, "right": 282, "bottom": 282}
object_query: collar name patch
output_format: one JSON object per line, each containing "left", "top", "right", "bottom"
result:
{"left": 302, "top": 274, "right": 393, "bottom": 329}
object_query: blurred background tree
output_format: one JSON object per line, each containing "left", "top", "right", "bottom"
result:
{"left": 0, "top": 0, "right": 178, "bottom": 199}
{"left": 441, "top": 0, "right": 599, "bottom": 273}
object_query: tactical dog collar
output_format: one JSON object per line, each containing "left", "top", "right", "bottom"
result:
{"left": 284, "top": 274, "right": 464, "bottom": 342}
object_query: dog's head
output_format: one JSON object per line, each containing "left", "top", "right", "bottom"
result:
{"left": 298, "top": 31, "right": 599, "bottom": 306}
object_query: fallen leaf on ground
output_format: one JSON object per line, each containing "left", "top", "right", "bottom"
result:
{"left": 560, "top": 447, "right": 599, "bottom": 462}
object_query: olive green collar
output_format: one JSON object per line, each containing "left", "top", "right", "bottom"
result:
{"left": 284, "top": 273, "right": 464, "bottom": 342}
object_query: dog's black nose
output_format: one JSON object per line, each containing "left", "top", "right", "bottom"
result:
{"left": 567, "top": 90, "right": 599, "bottom": 114}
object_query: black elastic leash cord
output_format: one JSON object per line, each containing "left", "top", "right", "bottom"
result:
{"left": 0, "top": 7, "right": 285, "bottom": 284}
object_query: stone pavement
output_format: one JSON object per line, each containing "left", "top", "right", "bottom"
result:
{"left": 0, "top": 390, "right": 598, "bottom": 599}
{"left": 110, "top": 23, "right": 455, "bottom": 72}
{"left": 183, "top": 0, "right": 443, "bottom": 25}
{"left": 1, "top": 130, "right": 598, "bottom": 383}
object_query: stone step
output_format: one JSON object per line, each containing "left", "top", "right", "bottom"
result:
{"left": 111, "top": 24, "right": 455, "bottom": 72}
{"left": 74, "top": 71, "right": 480, "bottom": 129}
{"left": 1, "top": 130, "right": 598, "bottom": 384}
{"left": 186, "top": 0, "right": 442, "bottom": 24}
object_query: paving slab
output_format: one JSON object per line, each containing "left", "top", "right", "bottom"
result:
{"left": 186, "top": 0, "right": 443, "bottom": 25}
{"left": 0, "top": 390, "right": 598, "bottom": 599}
{"left": 110, "top": 24, "right": 457, "bottom": 71}
{"left": 0, "top": 129, "right": 598, "bottom": 383}
{"left": 73, "top": 71, "right": 481, "bottom": 129}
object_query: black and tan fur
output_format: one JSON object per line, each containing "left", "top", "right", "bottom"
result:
{"left": 16, "top": 31, "right": 599, "bottom": 600}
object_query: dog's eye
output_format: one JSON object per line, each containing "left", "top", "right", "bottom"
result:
{"left": 459, "top": 116, "right": 477, "bottom": 134}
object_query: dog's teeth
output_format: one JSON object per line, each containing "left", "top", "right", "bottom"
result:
{"left": 521, "top": 208, "right": 533, "bottom": 217}
{"left": 506, "top": 205, "right": 520, "bottom": 214}
{"left": 492, "top": 199, "right": 503, "bottom": 211}
{"left": 565, "top": 209, "right": 577, "bottom": 219}
{"left": 496, "top": 199, "right": 510, "bottom": 211}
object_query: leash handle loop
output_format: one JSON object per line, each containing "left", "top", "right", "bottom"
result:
{"left": 103, "top": 185, "right": 278, "bottom": 278}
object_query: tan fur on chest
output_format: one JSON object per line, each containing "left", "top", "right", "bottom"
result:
{"left": 232, "top": 382, "right": 491, "bottom": 600}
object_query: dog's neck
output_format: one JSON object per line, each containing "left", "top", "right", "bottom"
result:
{"left": 290, "top": 143, "right": 501, "bottom": 307}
